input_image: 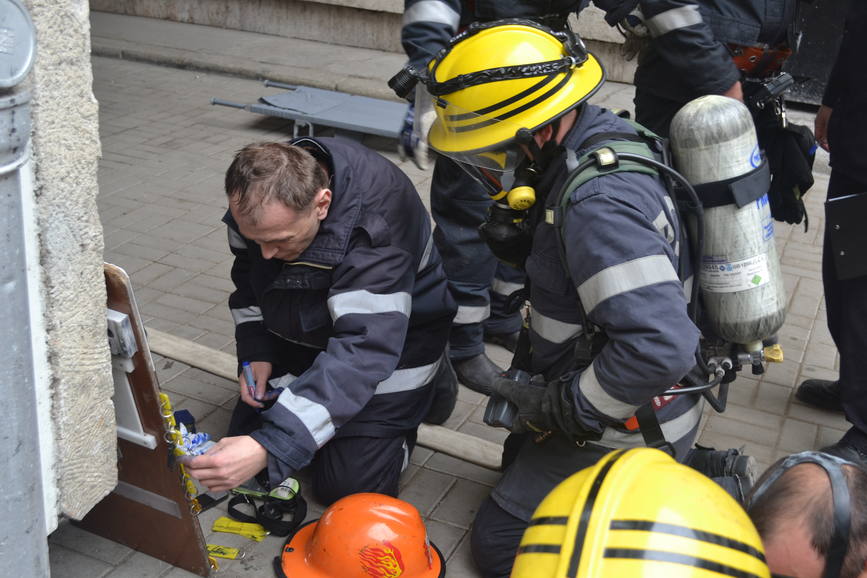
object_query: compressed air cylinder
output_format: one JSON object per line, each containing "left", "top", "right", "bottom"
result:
{"left": 669, "top": 95, "right": 786, "bottom": 347}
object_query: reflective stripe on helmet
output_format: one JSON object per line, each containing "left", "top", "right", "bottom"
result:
{"left": 445, "top": 71, "right": 575, "bottom": 133}
{"left": 608, "top": 520, "right": 767, "bottom": 560}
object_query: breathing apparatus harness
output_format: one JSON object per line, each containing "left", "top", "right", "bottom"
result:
{"left": 550, "top": 124, "right": 735, "bottom": 398}
{"left": 485, "top": 119, "right": 745, "bottom": 457}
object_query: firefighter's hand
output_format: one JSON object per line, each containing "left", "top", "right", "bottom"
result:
{"left": 492, "top": 375, "right": 596, "bottom": 438}
{"left": 185, "top": 436, "right": 268, "bottom": 492}
{"left": 814, "top": 105, "right": 832, "bottom": 152}
{"left": 240, "top": 361, "right": 272, "bottom": 409}
{"left": 397, "top": 89, "right": 436, "bottom": 170}
{"left": 491, "top": 376, "right": 549, "bottom": 434}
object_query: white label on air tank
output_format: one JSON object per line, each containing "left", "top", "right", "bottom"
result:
{"left": 701, "top": 253, "right": 771, "bottom": 293}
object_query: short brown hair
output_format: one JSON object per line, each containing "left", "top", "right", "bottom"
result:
{"left": 225, "top": 142, "right": 329, "bottom": 221}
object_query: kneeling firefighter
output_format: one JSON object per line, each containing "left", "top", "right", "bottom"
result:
{"left": 415, "top": 19, "right": 706, "bottom": 576}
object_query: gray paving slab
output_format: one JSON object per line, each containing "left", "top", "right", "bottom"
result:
{"left": 47, "top": 11, "right": 845, "bottom": 578}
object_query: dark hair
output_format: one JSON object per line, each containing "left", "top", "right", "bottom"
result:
{"left": 224, "top": 142, "right": 329, "bottom": 221}
{"left": 748, "top": 458, "right": 867, "bottom": 578}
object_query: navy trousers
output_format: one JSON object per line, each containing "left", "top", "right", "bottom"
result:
{"left": 430, "top": 155, "right": 523, "bottom": 361}
{"left": 823, "top": 170, "right": 867, "bottom": 449}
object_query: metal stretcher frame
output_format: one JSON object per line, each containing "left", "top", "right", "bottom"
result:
{"left": 212, "top": 80, "right": 409, "bottom": 139}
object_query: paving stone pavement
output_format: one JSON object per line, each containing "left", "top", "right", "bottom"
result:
{"left": 47, "top": 13, "right": 843, "bottom": 578}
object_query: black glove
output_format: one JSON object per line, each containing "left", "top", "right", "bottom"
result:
{"left": 490, "top": 374, "right": 591, "bottom": 438}
{"left": 758, "top": 121, "right": 816, "bottom": 229}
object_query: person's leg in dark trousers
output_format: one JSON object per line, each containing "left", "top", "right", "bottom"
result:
{"left": 824, "top": 171, "right": 867, "bottom": 453}
{"left": 431, "top": 155, "right": 522, "bottom": 392}
{"left": 471, "top": 497, "right": 528, "bottom": 578}
{"left": 311, "top": 431, "right": 416, "bottom": 506}
{"left": 633, "top": 88, "right": 685, "bottom": 138}
{"left": 431, "top": 155, "right": 506, "bottom": 361}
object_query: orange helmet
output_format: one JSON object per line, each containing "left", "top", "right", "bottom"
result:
{"left": 279, "top": 493, "right": 445, "bottom": 578}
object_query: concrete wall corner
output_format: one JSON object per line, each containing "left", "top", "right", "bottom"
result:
{"left": 25, "top": 0, "right": 117, "bottom": 520}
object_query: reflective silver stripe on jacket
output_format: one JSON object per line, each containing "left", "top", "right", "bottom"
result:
{"left": 578, "top": 254, "right": 680, "bottom": 315}
{"left": 599, "top": 397, "right": 704, "bottom": 448}
{"left": 645, "top": 5, "right": 703, "bottom": 38}
{"left": 375, "top": 358, "right": 440, "bottom": 395}
{"left": 418, "top": 232, "right": 434, "bottom": 271}
{"left": 403, "top": 0, "right": 460, "bottom": 31}
{"left": 274, "top": 384, "right": 335, "bottom": 448}
{"left": 270, "top": 359, "right": 437, "bottom": 401}
{"left": 491, "top": 277, "right": 523, "bottom": 297}
{"left": 454, "top": 303, "right": 490, "bottom": 325}
{"left": 228, "top": 227, "right": 247, "bottom": 249}
{"left": 327, "top": 289, "right": 411, "bottom": 320}
{"left": 683, "top": 274, "right": 694, "bottom": 304}
{"left": 578, "top": 362, "right": 641, "bottom": 420}
{"left": 652, "top": 209, "right": 675, "bottom": 244}
{"left": 231, "top": 305, "right": 264, "bottom": 325}
{"left": 529, "top": 306, "right": 581, "bottom": 344}
{"left": 269, "top": 373, "right": 298, "bottom": 390}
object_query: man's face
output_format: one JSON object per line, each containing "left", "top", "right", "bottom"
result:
{"left": 763, "top": 521, "right": 826, "bottom": 578}
{"left": 231, "top": 190, "right": 330, "bottom": 261}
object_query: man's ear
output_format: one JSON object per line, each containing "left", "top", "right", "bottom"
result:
{"left": 315, "top": 188, "right": 332, "bottom": 220}
{"left": 533, "top": 124, "right": 554, "bottom": 148}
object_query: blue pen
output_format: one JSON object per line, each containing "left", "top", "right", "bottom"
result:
{"left": 242, "top": 361, "right": 257, "bottom": 401}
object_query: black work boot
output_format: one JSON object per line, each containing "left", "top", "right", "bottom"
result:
{"left": 423, "top": 355, "right": 458, "bottom": 425}
{"left": 684, "top": 446, "right": 757, "bottom": 504}
{"left": 795, "top": 379, "right": 843, "bottom": 412}
{"left": 483, "top": 330, "right": 520, "bottom": 353}
{"left": 452, "top": 353, "right": 504, "bottom": 396}
{"left": 822, "top": 427, "right": 867, "bottom": 463}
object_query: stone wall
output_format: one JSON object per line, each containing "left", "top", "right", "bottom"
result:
{"left": 26, "top": 0, "right": 116, "bottom": 520}
{"left": 88, "top": 0, "right": 635, "bottom": 82}
{"left": 90, "top": 0, "right": 405, "bottom": 53}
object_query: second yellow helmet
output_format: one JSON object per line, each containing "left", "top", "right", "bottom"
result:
{"left": 512, "top": 448, "right": 771, "bottom": 578}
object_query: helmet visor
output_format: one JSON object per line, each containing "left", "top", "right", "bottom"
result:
{"left": 428, "top": 97, "right": 530, "bottom": 172}
{"left": 451, "top": 161, "right": 517, "bottom": 199}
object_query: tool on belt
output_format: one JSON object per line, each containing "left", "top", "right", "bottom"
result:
{"left": 729, "top": 43, "right": 792, "bottom": 78}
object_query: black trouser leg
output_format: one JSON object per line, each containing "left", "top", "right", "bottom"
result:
{"left": 470, "top": 497, "right": 528, "bottom": 578}
{"left": 824, "top": 171, "right": 867, "bottom": 445}
{"left": 311, "top": 431, "right": 416, "bottom": 506}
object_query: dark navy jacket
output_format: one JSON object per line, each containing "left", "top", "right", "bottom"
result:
{"left": 622, "top": 0, "right": 804, "bottom": 103}
{"left": 400, "top": 0, "right": 584, "bottom": 70}
{"left": 493, "top": 105, "right": 702, "bottom": 520}
{"left": 224, "top": 137, "right": 456, "bottom": 484}
{"left": 824, "top": 0, "right": 867, "bottom": 180}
